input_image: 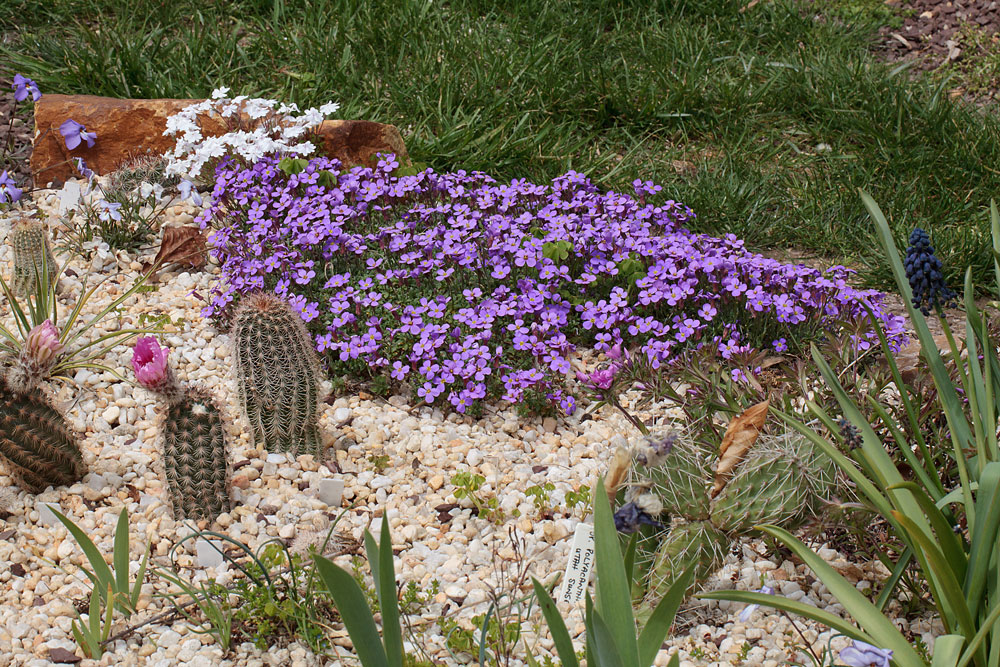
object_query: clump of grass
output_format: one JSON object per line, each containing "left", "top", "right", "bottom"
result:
{"left": 3, "top": 0, "right": 999, "bottom": 292}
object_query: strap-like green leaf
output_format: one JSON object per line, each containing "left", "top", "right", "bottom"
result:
{"left": 376, "top": 519, "right": 403, "bottom": 667}
{"left": 113, "top": 508, "right": 130, "bottom": 611}
{"left": 314, "top": 556, "right": 389, "bottom": 667}
{"left": 964, "top": 463, "right": 1000, "bottom": 615}
{"left": 887, "top": 482, "right": 966, "bottom": 583}
{"left": 531, "top": 577, "right": 580, "bottom": 667}
{"left": 593, "top": 478, "right": 639, "bottom": 666}
{"left": 930, "top": 635, "right": 964, "bottom": 667}
{"left": 50, "top": 506, "right": 114, "bottom": 601}
{"left": 757, "top": 525, "right": 924, "bottom": 666}
{"left": 587, "top": 605, "right": 626, "bottom": 667}
{"left": 638, "top": 564, "right": 694, "bottom": 667}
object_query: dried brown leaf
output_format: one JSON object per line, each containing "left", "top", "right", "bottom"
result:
{"left": 711, "top": 399, "right": 769, "bottom": 498}
{"left": 147, "top": 225, "right": 206, "bottom": 274}
{"left": 606, "top": 446, "right": 632, "bottom": 504}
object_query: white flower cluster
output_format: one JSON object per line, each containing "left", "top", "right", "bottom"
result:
{"left": 162, "top": 87, "right": 340, "bottom": 181}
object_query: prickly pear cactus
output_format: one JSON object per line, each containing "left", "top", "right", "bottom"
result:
{"left": 9, "top": 218, "right": 57, "bottom": 298}
{"left": 162, "top": 389, "right": 232, "bottom": 521}
{"left": 0, "top": 371, "right": 84, "bottom": 492}
{"left": 232, "top": 292, "right": 324, "bottom": 457}
{"left": 622, "top": 427, "right": 836, "bottom": 606}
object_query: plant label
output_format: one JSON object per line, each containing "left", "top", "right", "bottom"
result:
{"left": 558, "top": 522, "right": 595, "bottom": 604}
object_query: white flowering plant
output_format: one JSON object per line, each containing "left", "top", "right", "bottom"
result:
{"left": 162, "top": 88, "right": 340, "bottom": 183}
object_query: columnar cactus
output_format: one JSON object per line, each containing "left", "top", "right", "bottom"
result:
{"left": 621, "top": 429, "right": 836, "bottom": 605}
{"left": 132, "top": 337, "right": 231, "bottom": 521}
{"left": 9, "top": 217, "right": 57, "bottom": 298}
{"left": 0, "top": 322, "right": 83, "bottom": 492}
{"left": 232, "top": 292, "right": 324, "bottom": 456}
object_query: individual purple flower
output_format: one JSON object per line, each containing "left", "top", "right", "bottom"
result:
{"left": 132, "top": 336, "right": 172, "bottom": 392}
{"left": 98, "top": 200, "right": 122, "bottom": 222}
{"left": 72, "top": 157, "right": 94, "bottom": 179}
{"left": 772, "top": 338, "right": 788, "bottom": 353}
{"left": 737, "top": 585, "right": 774, "bottom": 622}
{"left": 59, "top": 119, "right": 97, "bottom": 150}
{"left": 12, "top": 74, "right": 41, "bottom": 102}
{"left": 838, "top": 640, "right": 893, "bottom": 667}
{"left": 0, "top": 170, "right": 22, "bottom": 204}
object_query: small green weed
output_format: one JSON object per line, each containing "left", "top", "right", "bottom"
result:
{"left": 451, "top": 471, "right": 504, "bottom": 524}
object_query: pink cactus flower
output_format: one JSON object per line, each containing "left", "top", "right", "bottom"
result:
{"left": 132, "top": 336, "right": 171, "bottom": 390}
{"left": 26, "top": 320, "right": 64, "bottom": 366}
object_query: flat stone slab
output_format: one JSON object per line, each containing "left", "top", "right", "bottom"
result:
{"left": 31, "top": 94, "right": 409, "bottom": 185}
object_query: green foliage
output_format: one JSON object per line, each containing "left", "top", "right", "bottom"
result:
{"left": 315, "top": 518, "right": 404, "bottom": 667}
{"left": 154, "top": 573, "right": 233, "bottom": 650}
{"left": 72, "top": 583, "right": 114, "bottom": 659}
{"left": 703, "top": 195, "right": 1000, "bottom": 667}
{"left": 525, "top": 482, "right": 555, "bottom": 516}
{"left": 532, "top": 478, "right": 687, "bottom": 667}
{"left": 50, "top": 507, "right": 150, "bottom": 660}
{"left": 232, "top": 292, "right": 324, "bottom": 456}
{"left": 278, "top": 156, "right": 309, "bottom": 175}
{"left": 51, "top": 506, "right": 150, "bottom": 616}
{"left": 450, "top": 471, "right": 504, "bottom": 523}
{"left": 542, "top": 240, "right": 573, "bottom": 264}
{"left": 564, "top": 485, "right": 592, "bottom": 517}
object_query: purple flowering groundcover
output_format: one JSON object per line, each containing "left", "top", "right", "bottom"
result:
{"left": 198, "top": 154, "right": 906, "bottom": 415}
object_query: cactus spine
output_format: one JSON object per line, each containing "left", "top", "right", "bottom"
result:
{"left": 0, "top": 372, "right": 84, "bottom": 492}
{"left": 233, "top": 292, "right": 324, "bottom": 457}
{"left": 10, "top": 218, "right": 57, "bottom": 298}
{"left": 132, "top": 337, "right": 231, "bottom": 521}
{"left": 626, "top": 429, "right": 836, "bottom": 605}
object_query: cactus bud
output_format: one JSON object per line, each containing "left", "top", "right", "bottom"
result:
{"left": 26, "top": 320, "right": 63, "bottom": 367}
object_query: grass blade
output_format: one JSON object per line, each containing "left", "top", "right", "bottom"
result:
{"left": 314, "top": 555, "right": 389, "bottom": 667}
{"left": 593, "top": 477, "right": 639, "bottom": 665}
{"left": 531, "top": 577, "right": 580, "bottom": 667}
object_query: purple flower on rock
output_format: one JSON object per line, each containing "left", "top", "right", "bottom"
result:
{"left": 839, "top": 641, "right": 893, "bottom": 667}
{"left": 59, "top": 119, "right": 96, "bottom": 150}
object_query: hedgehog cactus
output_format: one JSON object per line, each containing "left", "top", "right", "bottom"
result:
{"left": 9, "top": 217, "right": 57, "bottom": 298}
{"left": 132, "top": 337, "right": 231, "bottom": 521}
{"left": 0, "top": 370, "right": 84, "bottom": 492}
{"left": 623, "top": 425, "right": 836, "bottom": 605}
{"left": 232, "top": 292, "right": 324, "bottom": 457}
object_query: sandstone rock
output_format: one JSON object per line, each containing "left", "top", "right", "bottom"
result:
{"left": 31, "top": 94, "right": 409, "bottom": 185}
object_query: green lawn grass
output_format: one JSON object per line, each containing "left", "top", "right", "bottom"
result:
{"left": 3, "top": 0, "right": 998, "bottom": 292}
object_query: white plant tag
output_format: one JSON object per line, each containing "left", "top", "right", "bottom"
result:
{"left": 558, "top": 522, "right": 595, "bottom": 605}
{"left": 58, "top": 181, "right": 81, "bottom": 214}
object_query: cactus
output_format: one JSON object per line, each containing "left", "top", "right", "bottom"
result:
{"left": 0, "top": 371, "right": 84, "bottom": 492}
{"left": 232, "top": 292, "right": 324, "bottom": 457}
{"left": 104, "top": 154, "right": 179, "bottom": 200}
{"left": 9, "top": 217, "right": 57, "bottom": 298}
{"left": 132, "top": 337, "right": 231, "bottom": 521}
{"left": 622, "top": 428, "right": 836, "bottom": 605}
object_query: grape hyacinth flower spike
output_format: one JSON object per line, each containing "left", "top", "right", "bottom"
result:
{"left": 904, "top": 227, "right": 956, "bottom": 315}
{"left": 839, "top": 640, "right": 893, "bottom": 667}
{"left": 59, "top": 119, "right": 96, "bottom": 150}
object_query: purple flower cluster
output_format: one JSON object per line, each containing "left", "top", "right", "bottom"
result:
{"left": 199, "top": 154, "right": 906, "bottom": 413}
